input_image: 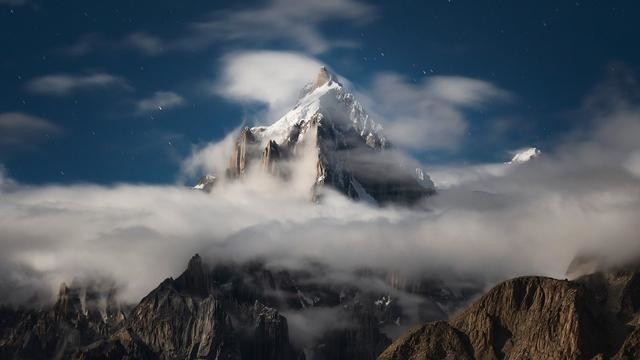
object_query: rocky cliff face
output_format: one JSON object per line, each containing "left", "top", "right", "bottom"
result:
{"left": 0, "top": 280, "right": 126, "bottom": 359}
{"left": 126, "top": 281, "right": 238, "bottom": 359}
{"left": 223, "top": 67, "right": 435, "bottom": 205}
{"left": 0, "top": 255, "right": 473, "bottom": 359}
{"left": 379, "top": 264, "right": 640, "bottom": 360}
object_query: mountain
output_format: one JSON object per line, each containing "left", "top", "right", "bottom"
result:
{"left": 193, "top": 174, "right": 217, "bottom": 193}
{"left": 0, "top": 255, "right": 479, "bottom": 359}
{"left": 379, "top": 260, "right": 640, "bottom": 360}
{"left": 507, "top": 147, "right": 541, "bottom": 164}
{"left": 225, "top": 67, "right": 434, "bottom": 205}
{"left": 8, "top": 254, "right": 640, "bottom": 359}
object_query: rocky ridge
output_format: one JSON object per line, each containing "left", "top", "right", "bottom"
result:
{"left": 0, "top": 255, "right": 476, "bottom": 359}
{"left": 379, "top": 262, "right": 640, "bottom": 360}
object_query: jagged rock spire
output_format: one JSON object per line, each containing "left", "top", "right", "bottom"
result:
{"left": 313, "top": 66, "right": 333, "bottom": 88}
{"left": 174, "top": 253, "right": 210, "bottom": 296}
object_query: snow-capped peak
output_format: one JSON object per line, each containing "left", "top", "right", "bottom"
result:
{"left": 312, "top": 66, "right": 337, "bottom": 89}
{"left": 250, "top": 67, "right": 385, "bottom": 147}
{"left": 223, "top": 67, "right": 435, "bottom": 204}
{"left": 508, "top": 147, "right": 541, "bottom": 164}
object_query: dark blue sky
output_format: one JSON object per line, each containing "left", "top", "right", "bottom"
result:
{"left": 1, "top": 0, "right": 638, "bottom": 185}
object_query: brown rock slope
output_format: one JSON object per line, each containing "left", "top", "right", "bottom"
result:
{"left": 380, "top": 268, "right": 640, "bottom": 360}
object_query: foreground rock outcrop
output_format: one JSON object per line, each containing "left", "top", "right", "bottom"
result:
{"left": 380, "top": 264, "right": 640, "bottom": 360}
{"left": 0, "top": 254, "right": 474, "bottom": 359}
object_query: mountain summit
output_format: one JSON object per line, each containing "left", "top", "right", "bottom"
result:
{"left": 226, "top": 67, "right": 434, "bottom": 204}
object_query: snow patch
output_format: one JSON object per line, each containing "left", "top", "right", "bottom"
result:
{"left": 508, "top": 147, "right": 541, "bottom": 164}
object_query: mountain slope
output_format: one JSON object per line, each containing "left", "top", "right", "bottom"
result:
{"left": 0, "top": 254, "right": 477, "bottom": 359}
{"left": 225, "top": 67, "right": 435, "bottom": 205}
{"left": 379, "top": 263, "right": 640, "bottom": 360}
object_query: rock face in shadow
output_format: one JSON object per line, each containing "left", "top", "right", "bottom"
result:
{"left": 0, "top": 254, "right": 474, "bottom": 359}
{"left": 227, "top": 128, "right": 260, "bottom": 179}
{"left": 126, "top": 281, "right": 239, "bottom": 359}
{"left": 0, "top": 281, "right": 126, "bottom": 359}
{"left": 380, "top": 265, "right": 640, "bottom": 360}
{"left": 452, "top": 277, "right": 606, "bottom": 359}
{"left": 378, "top": 321, "right": 473, "bottom": 360}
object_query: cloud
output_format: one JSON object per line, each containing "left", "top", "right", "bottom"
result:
{"left": 282, "top": 307, "right": 354, "bottom": 349}
{"left": 181, "top": 129, "right": 239, "bottom": 180}
{"left": 60, "top": 32, "right": 163, "bottom": 58}
{"left": 60, "top": 33, "right": 100, "bottom": 57}
{"left": 124, "top": 32, "right": 165, "bottom": 55}
{"left": 0, "top": 0, "right": 28, "bottom": 5}
{"left": 0, "top": 112, "right": 61, "bottom": 150}
{"left": 362, "top": 73, "right": 512, "bottom": 151}
{"left": 3, "top": 65, "right": 640, "bottom": 347}
{"left": 3, "top": 81, "right": 640, "bottom": 310}
{"left": 124, "top": 0, "right": 375, "bottom": 55}
{"left": 135, "top": 91, "right": 186, "bottom": 114}
{"left": 212, "top": 50, "right": 511, "bottom": 152}
{"left": 214, "top": 51, "right": 325, "bottom": 122}
{"left": 25, "top": 72, "right": 129, "bottom": 96}
{"left": 624, "top": 151, "right": 640, "bottom": 179}
{"left": 0, "top": 165, "right": 16, "bottom": 193}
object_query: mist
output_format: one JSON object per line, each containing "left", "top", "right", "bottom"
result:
{"left": 1, "top": 70, "right": 640, "bottom": 323}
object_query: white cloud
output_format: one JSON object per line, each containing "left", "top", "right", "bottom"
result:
{"left": 214, "top": 51, "right": 325, "bottom": 122}
{"left": 426, "top": 76, "right": 512, "bottom": 106}
{"left": 0, "top": 112, "right": 61, "bottom": 149}
{"left": 362, "top": 73, "right": 512, "bottom": 151}
{"left": 136, "top": 91, "right": 186, "bottom": 114}
{"left": 624, "top": 151, "right": 640, "bottom": 178}
{"left": 125, "top": 0, "right": 374, "bottom": 55}
{"left": 2, "top": 92, "right": 640, "bottom": 309}
{"left": 26, "top": 72, "right": 129, "bottom": 96}
{"left": 428, "top": 163, "right": 509, "bottom": 189}
{"left": 181, "top": 129, "right": 239, "bottom": 179}
{"left": 213, "top": 52, "right": 512, "bottom": 151}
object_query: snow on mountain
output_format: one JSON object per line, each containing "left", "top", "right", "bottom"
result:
{"left": 430, "top": 147, "right": 542, "bottom": 188}
{"left": 192, "top": 174, "right": 216, "bottom": 192}
{"left": 508, "top": 147, "right": 541, "bottom": 164}
{"left": 251, "top": 67, "right": 386, "bottom": 148}
{"left": 223, "top": 67, "right": 435, "bottom": 204}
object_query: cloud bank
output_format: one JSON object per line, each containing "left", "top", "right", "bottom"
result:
{"left": 214, "top": 51, "right": 326, "bottom": 122}
{"left": 135, "top": 91, "right": 186, "bottom": 114}
{"left": 26, "top": 72, "right": 129, "bottom": 96}
{"left": 0, "top": 112, "right": 61, "bottom": 151}
{"left": 362, "top": 73, "right": 512, "bottom": 151}
{"left": 2, "top": 76, "right": 640, "bottom": 311}
{"left": 112, "top": 0, "right": 375, "bottom": 56}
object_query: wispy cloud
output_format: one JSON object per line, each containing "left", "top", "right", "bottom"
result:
{"left": 362, "top": 73, "right": 512, "bottom": 151}
{"left": 2, "top": 69, "right": 640, "bottom": 312}
{"left": 119, "top": 0, "right": 374, "bottom": 56}
{"left": 214, "top": 50, "right": 325, "bottom": 122}
{"left": 59, "top": 33, "right": 101, "bottom": 57}
{"left": 213, "top": 50, "right": 512, "bottom": 152}
{"left": 25, "top": 72, "right": 130, "bottom": 96}
{"left": 186, "top": 0, "right": 375, "bottom": 54}
{"left": 0, "top": 112, "right": 61, "bottom": 150}
{"left": 135, "top": 91, "right": 186, "bottom": 114}
{"left": 124, "top": 32, "right": 166, "bottom": 55}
